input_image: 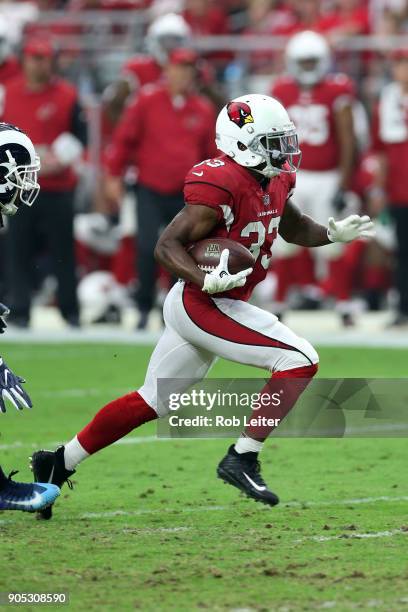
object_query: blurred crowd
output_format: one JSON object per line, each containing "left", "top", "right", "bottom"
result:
{"left": 0, "top": 0, "right": 407, "bottom": 329}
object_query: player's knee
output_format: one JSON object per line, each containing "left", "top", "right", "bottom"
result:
{"left": 270, "top": 340, "right": 319, "bottom": 373}
{"left": 306, "top": 343, "right": 319, "bottom": 367}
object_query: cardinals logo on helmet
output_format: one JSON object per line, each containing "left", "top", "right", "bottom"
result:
{"left": 227, "top": 101, "right": 254, "bottom": 129}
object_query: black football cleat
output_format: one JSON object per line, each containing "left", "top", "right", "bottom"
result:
{"left": 30, "top": 446, "right": 75, "bottom": 520}
{"left": 217, "top": 445, "right": 279, "bottom": 507}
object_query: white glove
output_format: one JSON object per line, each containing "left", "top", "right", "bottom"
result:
{"left": 327, "top": 215, "right": 376, "bottom": 243}
{"left": 202, "top": 249, "right": 253, "bottom": 295}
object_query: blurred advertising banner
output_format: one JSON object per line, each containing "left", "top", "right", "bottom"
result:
{"left": 157, "top": 378, "right": 408, "bottom": 438}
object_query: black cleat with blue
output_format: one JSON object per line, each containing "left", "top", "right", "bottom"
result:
{"left": 217, "top": 445, "right": 279, "bottom": 507}
{"left": 0, "top": 465, "right": 60, "bottom": 512}
{"left": 30, "top": 446, "right": 74, "bottom": 520}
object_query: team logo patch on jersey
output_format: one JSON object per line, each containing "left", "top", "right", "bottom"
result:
{"left": 227, "top": 102, "right": 254, "bottom": 129}
{"left": 263, "top": 194, "right": 270, "bottom": 207}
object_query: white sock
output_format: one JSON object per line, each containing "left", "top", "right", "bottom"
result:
{"left": 234, "top": 436, "right": 264, "bottom": 454}
{"left": 64, "top": 436, "right": 89, "bottom": 471}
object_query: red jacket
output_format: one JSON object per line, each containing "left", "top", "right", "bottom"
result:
{"left": 2, "top": 76, "right": 86, "bottom": 191}
{"left": 105, "top": 83, "right": 217, "bottom": 195}
{"left": 0, "top": 56, "right": 21, "bottom": 85}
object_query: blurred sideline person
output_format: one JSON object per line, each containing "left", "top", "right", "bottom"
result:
{"left": 371, "top": 48, "right": 408, "bottom": 327}
{"left": 271, "top": 31, "right": 357, "bottom": 323}
{"left": 105, "top": 48, "right": 217, "bottom": 329}
{"left": 0, "top": 123, "right": 59, "bottom": 512}
{"left": 118, "top": 13, "right": 191, "bottom": 115}
{"left": 0, "top": 16, "right": 21, "bottom": 109}
{"left": 0, "top": 16, "right": 22, "bottom": 294}
{"left": 2, "top": 38, "right": 87, "bottom": 328}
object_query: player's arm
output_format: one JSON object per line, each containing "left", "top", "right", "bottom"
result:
{"left": 279, "top": 199, "right": 331, "bottom": 246}
{"left": 155, "top": 204, "right": 217, "bottom": 287}
{"left": 334, "top": 101, "right": 355, "bottom": 192}
{"left": 368, "top": 106, "right": 388, "bottom": 216}
{"left": 279, "top": 199, "right": 375, "bottom": 246}
{"left": 155, "top": 204, "right": 252, "bottom": 293}
{"left": 332, "top": 99, "right": 357, "bottom": 212}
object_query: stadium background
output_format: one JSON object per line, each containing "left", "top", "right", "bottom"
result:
{"left": 1, "top": 3, "right": 408, "bottom": 609}
{"left": 0, "top": 0, "right": 407, "bottom": 340}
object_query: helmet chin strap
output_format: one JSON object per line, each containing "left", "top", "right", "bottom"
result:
{"left": 250, "top": 161, "right": 281, "bottom": 179}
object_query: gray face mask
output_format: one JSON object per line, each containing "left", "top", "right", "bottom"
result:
{"left": 0, "top": 150, "right": 41, "bottom": 215}
{"left": 248, "top": 130, "right": 302, "bottom": 178}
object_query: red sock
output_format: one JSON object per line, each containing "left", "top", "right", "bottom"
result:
{"left": 77, "top": 392, "right": 157, "bottom": 455}
{"left": 245, "top": 363, "right": 318, "bottom": 440}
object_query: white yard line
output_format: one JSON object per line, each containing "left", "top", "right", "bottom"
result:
{"left": 2, "top": 327, "right": 408, "bottom": 347}
{"left": 296, "top": 529, "right": 408, "bottom": 543}
{"left": 0, "top": 435, "right": 172, "bottom": 451}
{"left": 81, "top": 506, "right": 227, "bottom": 519}
{"left": 79, "top": 496, "right": 408, "bottom": 520}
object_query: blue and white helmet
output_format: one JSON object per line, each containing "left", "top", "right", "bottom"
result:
{"left": 0, "top": 123, "right": 40, "bottom": 216}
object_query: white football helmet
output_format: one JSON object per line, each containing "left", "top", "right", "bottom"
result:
{"left": 0, "top": 123, "right": 40, "bottom": 216}
{"left": 216, "top": 94, "right": 301, "bottom": 178}
{"left": 146, "top": 13, "right": 192, "bottom": 65}
{"left": 286, "top": 31, "right": 331, "bottom": 86}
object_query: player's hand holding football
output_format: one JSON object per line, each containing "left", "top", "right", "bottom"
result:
{"left": 202, "top": 249, "right": 253, "bottom": 295}
{"left": 327, "top": 215, "right": 375, "bottom": 243}
{"left": 0, "top": 358, "right": 32, "bottom": 414}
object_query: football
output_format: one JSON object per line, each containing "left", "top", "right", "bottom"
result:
{"left": 188, "top": 238, "right": 255, "bottom": 274}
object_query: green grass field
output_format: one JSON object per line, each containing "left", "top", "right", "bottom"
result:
{"left": 1, "top": 344, "right": 407, "bottom": 611}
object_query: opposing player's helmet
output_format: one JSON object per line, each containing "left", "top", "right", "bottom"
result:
{"left": 216, "top": 94, "right": 301, "bottom": 178}
{"left": 286, "top": 31, "right": 331, "bottom": 86}
{"left": 0, "top": 123, "right": 40, "bottom": 216}
{"left": 146, "top": 13, "right": 192, "bottom": 65}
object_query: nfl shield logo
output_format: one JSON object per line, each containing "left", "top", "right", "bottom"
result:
{"left": 263, "top": 194, "right": 270, "bottom": 207}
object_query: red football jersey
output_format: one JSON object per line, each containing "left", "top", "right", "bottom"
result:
{"left": 184, "top": 154, "right": 295, "bottom": 301}
{"left": 121, "top": 55, "right": 162, "bottom": 90}
{"left": 272, "top": 74, "right": 355, "bottom": 171}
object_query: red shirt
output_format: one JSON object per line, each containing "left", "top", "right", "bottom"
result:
{"left": 3, "top": 76, "right": 80, "bottom": 191}
{"left": 273, "top": 6, "right": 369, "bottom": 36}
{"left": 105, "top": 84, "right": 217, "bottom": 195}
{"left": 372, "top": 104, "right": 408, "bottom": 206}
{"left": 184, "top": 154, "right": 295, "bottom": 301}
{"left": 121, "top": 55, "right": 162, "bottom": 90}
{"left": 183, "top": 6, "right": 229, "bottom": 35}
{"left": 0, "top": 56, "right": 22, "bottom": 116}
{"left": 272, "top": 74, "right": 355, "bottom": 171}
{"left": 0, "top": 56, "right": 21, "bottom": 84}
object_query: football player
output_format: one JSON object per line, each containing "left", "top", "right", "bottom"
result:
{"left": 271, "top": 31, "right": 358, "bottom": 323}
{"left": 103, "top": 13, "right": 191, "bottom": 129}
{"left": 31, "top": 95, "right": 374, "bottom": 518}
{"left": 0, "top": 123, "right": 60, "bottom": 512}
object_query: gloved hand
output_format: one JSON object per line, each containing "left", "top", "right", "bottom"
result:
{"left": 202, "top": 249, "right": 253, "bottom": 295}
{"left": 332, "top": 189, "right": 348, "bottom": 214}
{"left": 0, "top": 358, "right": 32, "bottom": 413}
{"left": 327, "top": 215, "right": 376, "bottom": 243}
{"left": 0, "top": 303, "right": 10, "bottom": 334}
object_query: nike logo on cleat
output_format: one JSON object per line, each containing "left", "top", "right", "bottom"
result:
{"left": 3, "top": 491, "right": 43, "bottom": 507}
{"left": 243, "top": 472, "right": 266, "bottom": 491}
